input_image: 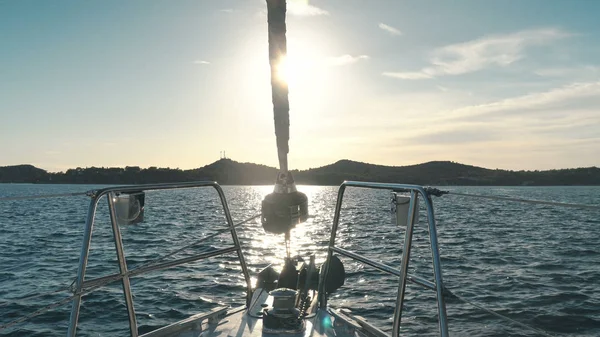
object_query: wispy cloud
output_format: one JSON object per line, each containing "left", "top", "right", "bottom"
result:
{"left": 288, "top": 0, "right": 329, "bottom": 16}
{"left": 219, "top": 9, "right": 233, "bottom": 13}
{"left": 448, "top": 81, "right": 600, "bottom": 119}
{"left": 193, "top": 60, "right": 210, "bottom": 65}
{"left": 378, "top": 23, "right": 402, "bottom": 36}
{"left": 405, "top": 127, "right": 501, "bottom": 145}
{"left": 327, "top": 54, "right": 369, "bottom": 66}
{"left": 391, "top": 82, "right": 600, "bottom": 169}
{"left": 384, "top": 28, "right": 569, "bottom": 80}
{"left": 534, "top": 65, "right": 600, "bottom": 78}
{"left": 369, "top": 79, "right": 600, "bottom": 169}
{"left": 382, "top": 71, "right": 432, "bottom": 79}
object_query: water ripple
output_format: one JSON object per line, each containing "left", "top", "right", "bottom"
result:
{"left": 0, "top": 184, "right": 599, "bottom": 336}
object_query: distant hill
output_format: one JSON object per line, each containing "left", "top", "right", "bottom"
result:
{"left": 294, "top": 160, "right": 496, "bottom": 185}
{"left": 1, "top": 159, "right": 599, "bottom": 186}
{"left": 0, "top": 165, "right": 48, "bottom": 183}
{"left": 294, "top": 160, "right": 600, "bottom": 185}
{"left": 187, "top": 159, "right": 278, "bottom": 185}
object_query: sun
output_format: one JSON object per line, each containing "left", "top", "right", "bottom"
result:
{"left": 275, "top": 56, "right": 291, "bottom": 84}
{"left": 274, "top": 53, "right": 313, "bottom": 87}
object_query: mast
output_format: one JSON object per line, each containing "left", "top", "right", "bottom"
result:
{"left": 261, "top": 0, "right": 308, "bottom": 242}
{"left": 266, "top": 0, "right": 290, "bottom": 173}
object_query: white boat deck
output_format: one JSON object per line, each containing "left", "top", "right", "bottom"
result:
{"left": 140, "top": 288, "right": 386, "bottom": 337}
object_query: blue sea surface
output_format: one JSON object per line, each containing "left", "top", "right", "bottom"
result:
{"left": 0, "top": 184, "right": 599, "bottom": 336}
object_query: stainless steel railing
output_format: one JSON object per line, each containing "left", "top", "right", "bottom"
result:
{"left": 66, "top": 182, "right": 252, "bottom": 337}
{"left": 317, "top": 181, "right": 449, "bottom": 337}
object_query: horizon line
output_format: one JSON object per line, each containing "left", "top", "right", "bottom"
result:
{"left": 2, "top": 158, "right": 598, "bottom": 174}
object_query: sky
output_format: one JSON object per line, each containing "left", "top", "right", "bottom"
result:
{"left": 1, "top": 0, "right": 599, "bottom": 172}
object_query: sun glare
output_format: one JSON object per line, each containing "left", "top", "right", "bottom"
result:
{"left": 240, "top": 32, "right": 334, "bottom": 127}
{"left": 275, "top": 56, "right": 291, "bottom": 84}
{"left": 274, "top": 53, "right": 317, "bottom": 87}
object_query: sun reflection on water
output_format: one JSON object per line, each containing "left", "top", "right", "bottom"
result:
{"left": 241, "top": 185, "right": 334, "bottom": 271}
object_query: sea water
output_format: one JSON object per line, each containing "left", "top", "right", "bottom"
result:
{"left": 0, "top": 184, "right": 599, "bottom": 336}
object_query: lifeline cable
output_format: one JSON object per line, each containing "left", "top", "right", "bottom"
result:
{"left": 444, "top": 287, "right": 556, "bottom": 337}
{"left": 0, "top": 214, "right": 261, "bottom": 332}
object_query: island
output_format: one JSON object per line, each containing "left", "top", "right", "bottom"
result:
{"left": 0, "top": 159, "right": 599, "bottom": 186}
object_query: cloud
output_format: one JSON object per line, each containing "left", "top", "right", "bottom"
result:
{"left": 448, "top": 81, "right": 600, "bottom": 119}
{"left": 288, "top": 0, "right": 329, "bottom": 16}
{"left": 395, "top": 104, "right": 600, "bottom": 169}
{"left": 327, "top": 54, "right": 369, "bottom": 66}
{"left": 534, "top": 65, "right": 600, "bottom": 78}
{"left": 384, "top": 28, "right": 569, "bottom": 80}
{"left": 378, "top": 23, "right": 402, "bottom": 36}
{"left": 219, "top": 9, "right": 233, "bottom": 13}
{"left": 383, "top": 80, "right": 600, "bottom": 169}
{"left": 405, "top": 127, "right": 501, "bottom": 145}
{"left": 193, "top": 60, "right": 210, "bottom": 65}
{"left": 382, "top": 71, "right": 433, "bottom": 79}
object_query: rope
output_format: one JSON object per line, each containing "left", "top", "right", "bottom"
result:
{"left": 0, "top": 279, "right": 76, "bottom": 308}
{"left": 0, "top": 295, "right": 75, "bottom": 331}
{"left": 0, "top": 214, "right": 261, "bottom": 332}
{"left": 233, "top": 213, "right": 262, "bottom": 227}
{"left": 447, "top": 191, "right": 600, "bottom": 210}
{"left": 0, "top": 274, "right": 125, "bottom": 331}
{"left": 0, "top": 191, "right": 92, "bottom": 201}
{"left": 444, "top": 288, "right": 556, "bottom": 337}
{"left": 134, "top": 214, "right": 261, "bottom": 270}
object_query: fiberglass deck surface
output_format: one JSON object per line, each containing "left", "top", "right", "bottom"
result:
{"left": 180, "top": 308, "right": 338, "bottom": 337}
{"left": 147, "top": 288, "right": 367, "bottom": 337}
